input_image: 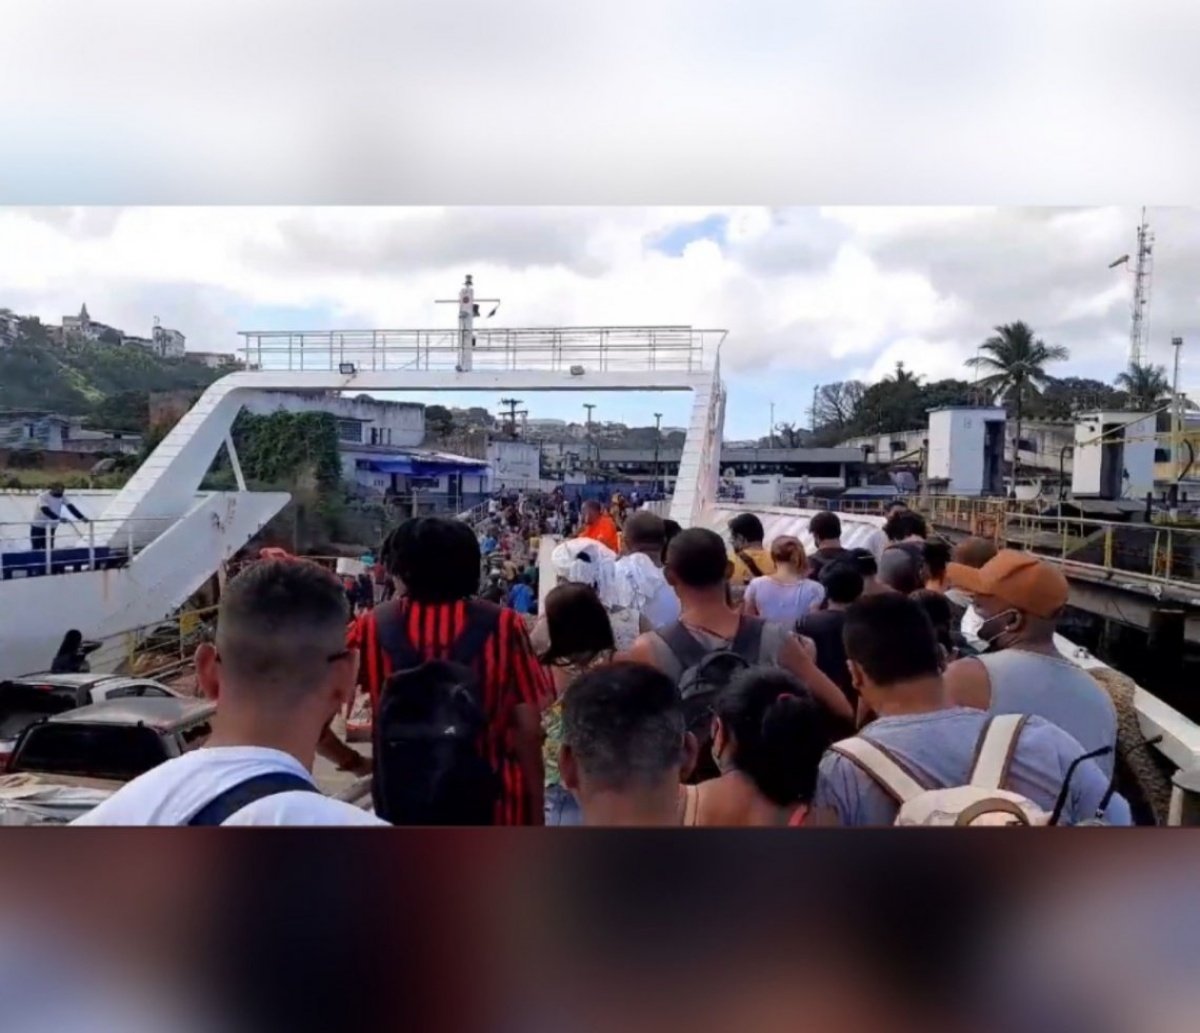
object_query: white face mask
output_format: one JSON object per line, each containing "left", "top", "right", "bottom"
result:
{"left": 976, "top": 607, "right": 1020, "bottom": 648}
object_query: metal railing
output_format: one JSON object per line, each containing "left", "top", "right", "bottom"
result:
{"left": 238, "top": 326, "right": 723, "bottom": 374}
{"left": 0, "top": 516, "right": 176, "bottom": 578}
{"left": 908, "top": 495, "right": 1200, "bottom": 588}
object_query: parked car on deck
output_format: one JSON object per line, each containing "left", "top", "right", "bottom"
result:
{"left": 0, "top": 696, "right": 215, "bottom": 825}
{"left": 0, "top": 673, "right": 183, "bottom": 770}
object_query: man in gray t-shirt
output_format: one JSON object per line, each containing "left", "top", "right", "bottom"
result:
{"left": 944, "top": 550, "right": 1118, "bottom": 780}
{"left": 813, "top": 594, "right": 1130, "bottom": 827}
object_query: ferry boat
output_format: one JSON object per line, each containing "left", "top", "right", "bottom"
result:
{"left": 2, "top": 283, "right": 1197, "bottom": 820}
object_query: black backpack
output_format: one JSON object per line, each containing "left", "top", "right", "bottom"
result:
{"left": 659, "top": 617, "right": 766, "bottom": 783}
{"left": 371, "top": 601, "right": 502, "bottom": 826}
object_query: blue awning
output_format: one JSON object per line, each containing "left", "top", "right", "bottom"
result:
{"left": 359, "top": 455, "right": 489, "bottom": 477}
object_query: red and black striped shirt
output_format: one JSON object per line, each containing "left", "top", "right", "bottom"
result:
{"left": 348, "top": 599, "right": 550, "bottom": 825}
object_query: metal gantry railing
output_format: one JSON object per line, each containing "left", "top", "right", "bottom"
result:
{"left": 237, "top": 326, "right": 724, "bottom": 374}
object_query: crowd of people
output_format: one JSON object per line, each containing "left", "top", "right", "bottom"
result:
{"left": 75, "top": 492, "right": 1136, "bottom": 827}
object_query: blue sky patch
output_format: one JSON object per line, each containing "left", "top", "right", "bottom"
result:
{"left": 647, "top": 214, "right": 729, "bottom": 257}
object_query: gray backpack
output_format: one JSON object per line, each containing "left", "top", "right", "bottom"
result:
{"left": 659, "top": 617, "right": 766, "bottom": 783}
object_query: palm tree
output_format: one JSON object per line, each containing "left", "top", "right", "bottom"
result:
{"left": 1114, "top": 361, "right": 1171, "bottom": 411}
{"left": 889, "top": 361, "right": 921, "bottom": 385}
{"left": 966, "top": 322, "right": 1069, "bottom": 494}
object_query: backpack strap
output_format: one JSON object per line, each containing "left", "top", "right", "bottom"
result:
{"left": 968, "top": 714, "right": 1028, "bottom": 791}
{"left": 658, "top": 622, "right": 709, "bottom": 672}
{"left": 186, "top": 772, "right": 318, "bottom": 826}
{"left": 830, "top": 738, "right": 928, "bottom": 805}
{"left": 373, "top": 600, "right": 423, "bottom": 670}
{"left": 730, "top": 615, "right": 765, "bottom": 662}
{"left": 736, "top": 550, "right": 763, "bottom": 579}
{"left": 449, "top": 602, "right": 502, "bottom": 667}
{"left": 954, "top": 798, "right": 1032, "bottom": 827}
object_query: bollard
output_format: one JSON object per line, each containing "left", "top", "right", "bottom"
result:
{"left": 1167, "top": 767, "right": 1200, "bottom": 826}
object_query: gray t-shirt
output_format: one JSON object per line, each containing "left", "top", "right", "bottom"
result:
{"left": 814, "top": 707, "right": 1131, "bottom": 827}
{"left": 975, "top": 649, "right": 1118, "bottom": 780}
{"left": 646, "top": 621, "right": 789, "bottom": 683}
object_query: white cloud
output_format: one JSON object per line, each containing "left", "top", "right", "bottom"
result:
{"left": 2, "top": 204, "right": 1199, "bottom": 437}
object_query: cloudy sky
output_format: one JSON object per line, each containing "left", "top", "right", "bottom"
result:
{"left": 2, "top": 205, "right": 1198, "bottom": 439}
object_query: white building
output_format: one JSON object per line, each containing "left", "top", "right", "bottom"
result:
{"left": 187, "top": 350, "right": 239, "bottom": 370}
{"left": 61, "top": 420, "right": 142, "bottom": 456}
{"left": 0, "top": 309, "right": 19, "bottom": 348}
{"left": 153, "top": 325, "right": 186, "bottom": 358}
{"left": 1072, "top": 410, "right": 1157, "bottom": 500}
{"left": 345, "top": 445, "right": 489, "bottom": 501}
{"left": 924, "top": 407, "right": 1008, "bottom": 496}
{"left": 485, "top": 439, "right": 542, "bottom": 490}
{"left": 62, "top": 303, "right": 122, "bottom": 343}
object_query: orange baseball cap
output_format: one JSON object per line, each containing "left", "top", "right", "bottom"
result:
{"left": 946, "top": 549, "right": 1069, "bottom": 619}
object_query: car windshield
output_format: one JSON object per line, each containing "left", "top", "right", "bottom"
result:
{"left": 11, "top": 723, "right": 168, "bottom": 780}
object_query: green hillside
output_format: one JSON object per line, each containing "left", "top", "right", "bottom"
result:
{"left": 0, "top": 317, "right": 224, "bottom": 428}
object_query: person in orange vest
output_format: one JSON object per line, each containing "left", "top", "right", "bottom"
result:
{"left": 577, "top": 499, "right": 620, "bottom": 553}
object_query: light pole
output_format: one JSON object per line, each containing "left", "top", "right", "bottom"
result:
{"left": 584, "top": 403, "right": 596, "bottom": 482}
{"left": 653, "top": 412, "right": 663, "bottom": 496}
{"left": 1172, "top": 336, "right": 1184, "bottom": 482}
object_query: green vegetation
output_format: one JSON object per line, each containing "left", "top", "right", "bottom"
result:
{"left": 0, "top": 317, "right": 222, "bottom": 426}
{"left": 228, "top": 410, "right": 343, "bottom": 490}
{"left": 966, "top": 321, "right": 1071, "bottom": 479}
{"left": 204, "top": 411, "right": 351, "bottom": 551}
{"left": 1114, "top": 361, "right": 1172, "bottom": 411}
{"left": 802, "top": 324, "right": 1170, "bottom": 448}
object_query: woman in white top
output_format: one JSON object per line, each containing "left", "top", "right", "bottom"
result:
{"left": 742, "top": 535, "right": 825, "bottom": 627}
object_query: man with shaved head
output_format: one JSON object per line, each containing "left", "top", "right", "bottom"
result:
{"left": 77, "top": 560, "right": 387, "bottom": 825}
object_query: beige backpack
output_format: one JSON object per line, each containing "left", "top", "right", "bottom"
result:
{"left": 832, "top": 714, "right": 1050, "bottom": 826}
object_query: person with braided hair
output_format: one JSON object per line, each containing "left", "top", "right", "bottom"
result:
{"left": 347, "top": 517, "right": 550, "bottom": 824}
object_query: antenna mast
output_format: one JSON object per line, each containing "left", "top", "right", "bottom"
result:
{"left": 1129, "top": 208, "right": 1155, "bottom": 367}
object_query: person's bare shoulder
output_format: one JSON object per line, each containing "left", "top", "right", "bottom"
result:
{"left": 618, "top": 632, "right": 661, "bottom": 670}
{"left": 943, "top": 656, "right": 991, "bottom": 709}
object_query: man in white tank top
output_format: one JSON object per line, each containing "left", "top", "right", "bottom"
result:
{"left": 943, "top": 550, "right": 1118, "bottom": 779}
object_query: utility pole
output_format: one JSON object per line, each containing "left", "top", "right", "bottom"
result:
{"left": 809, "top": 383, "right": 819, "bottom": 434}
{"left": 769, "top": 402, "right": 775, "bottom": 448}
{"left": 653, "top": 412, "right": 663, "bottom": 495}
{"left": 498, "top": 397, "right": 527, "bottom": 440}
{"left": 583, "top": 403, "right": 596, "bottom": 481}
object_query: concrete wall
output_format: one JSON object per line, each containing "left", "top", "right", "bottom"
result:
{"left": 486, "top": 440, "right": 541, "bottom": 490}
{"left": 840, "top": 429, "right": 926, "bottom": 463}
{"left": 241, "top": 390, "right": 425, "bottom": 448}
